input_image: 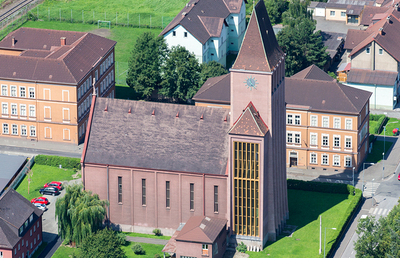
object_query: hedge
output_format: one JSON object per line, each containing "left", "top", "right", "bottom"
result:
{"left": 370, "top": 114, "right": 387, "bottom": 134}
{"left": 287, "top": 179, "right": 356, "bottom": 195}
{"left": 35, "top": 155, "right": 81, "bottom": 170}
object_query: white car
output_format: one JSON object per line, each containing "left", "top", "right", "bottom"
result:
{"left": 34, "top": 203, "right": 47, "bottom": 212}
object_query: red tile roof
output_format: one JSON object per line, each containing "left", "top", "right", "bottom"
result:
{"left": 231, "top": 0, "right": 284, "bottom": 72}
{"left": 192, "top": 73, "right": 230, "bottom": 104}
{"left": 291, "top": 64, "right": 335, "bottom": 81}
{"left": 229, "top": 102, "right": 268, "bottom": 136}
{"left": 347, "top": 68, "right": 398, "bottom": 85}
{"left": 0, "top": 28, "right": 116, "bottom": 84}
{"left": 175, "top": 216, "right": 227, "bottom": 243}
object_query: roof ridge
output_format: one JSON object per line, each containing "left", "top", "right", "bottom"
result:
{"left": 197, "top": 15, "right": 213, "bottom": 36}
{"left": 61, "top": 59, "right": 78, "bottom": 83}
{"left": 254, "top": 8, "right": 271, "bottom": 71}
{"left": 336, "top": 83, "right": 358, "bottom": 112}
{"left": 196, "top": 73, "right": 228, "bottom": 97}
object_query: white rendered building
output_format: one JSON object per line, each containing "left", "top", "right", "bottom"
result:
{"left": 160, "top": 0, "right": 246, "bottom": 67}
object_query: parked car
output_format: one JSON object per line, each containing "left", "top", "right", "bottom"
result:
{"left": 39, "top": 187, "right": 60, "bottom": 196}
{"left": 43, "top": 181, "right": 63, "bottom": 190}
{"left": 31, "top": 197, "right": 49, "bottom": 205}
{"left": 34, "top": 203, "right": 47, "bottom": 212}
{"left": 398, "top": 173, "right": 400, "bottom": 181}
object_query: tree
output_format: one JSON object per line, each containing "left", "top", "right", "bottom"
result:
{"left": 199, "top": 61, "right": 228, "bottom": 87}
{"left": 55, "top": 184, "right": 108, "bottom": 246}
{"left": 80, "top": 228, "right": 126, "bottom": 258}
{"left": 277, "top": 0, "right": 329, "bottom": 76}
{"left": 126, "top": 32, "right": 168, "bottom": 99}
{"left": 355, "top": 201, "right": 400, "bottom": 258}
{"left": 265, "top": 0, "right": 288, "bottom": 25}
{"left": 160, "top": 46, "right": 200, "bottom": 102}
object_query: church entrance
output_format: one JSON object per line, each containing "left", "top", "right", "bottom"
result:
{"left": 289, "top": 152, "right": 297, "bottom": 167}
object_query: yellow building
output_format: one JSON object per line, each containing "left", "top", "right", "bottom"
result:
{"left": 0, "top": 28, "right": 116, "bottom": 144}
{"left": 193, "top": 65, "right": 372, "bottom": 171}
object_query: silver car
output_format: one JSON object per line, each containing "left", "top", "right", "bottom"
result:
{"left": 34, "top": 203, "right": 47, "bottom": 212}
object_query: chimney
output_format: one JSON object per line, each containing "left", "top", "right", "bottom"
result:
{"left": 11, "top": 36, "right": 15, "bottom": 47}
{"left": 379, "top": 27, "right": 383, "bottom": 35}
{"left": 60, "top": 37, "right": 66, "bottom": 46}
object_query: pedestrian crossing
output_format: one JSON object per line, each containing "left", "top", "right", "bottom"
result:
{"left": 368, "top": 207, "right": 391, "bottom": 216}
{"left": 363, "top": 182, "right": 380, "bottom": 197}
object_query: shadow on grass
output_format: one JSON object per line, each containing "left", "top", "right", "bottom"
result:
{"left": 366, "top": 136, "right": 397, "bottom": 163}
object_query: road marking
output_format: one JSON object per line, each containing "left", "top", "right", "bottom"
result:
{"left": 378, "top": 209, "right": 382, "bottom": 215}
{"left": 369, "top": 208, "right": 374, "bottom": 213}
{"left": 382, "top": 209, "right": 387, "bottom": 215}
{"left": 373, "top": 208, "right": 378, "bottom": 215}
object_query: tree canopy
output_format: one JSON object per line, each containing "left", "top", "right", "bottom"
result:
{"left": 80, "top": 228, "right": 126, "bottom": 258}
{"left": 277, "top": 0, "right": 329, "bottom": 76}
{"left": 355, "top": 200, "right": 400, "bottom": 257}
{"left": 55, "top": 184, "right": 108, "bottom": 245}
{"left": 265, "top": 0, "right": 289, "bottom": 25}
{"left": 199, "top": 61, "right": 228, "bottom": 87}
{"left": 160, "top": 46, "right": 201, "bottom": 102}
{"left": 126, "top": 32, "right": 168, "bottom": 99}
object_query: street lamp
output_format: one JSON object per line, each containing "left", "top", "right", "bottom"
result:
{"left": 352, "top": 167, "right": 355, "bottom": 186}
{"left": 382, "top": 152, "right": 385, "bottom": 180}
{"left": 362, "top": 162, "right": 375, "bottom": 193}
{"left": 324, "top": 227, "right": 337, "bottom": 258}
{"left": 319, "top": 215, "right": 322, "bottom": 254}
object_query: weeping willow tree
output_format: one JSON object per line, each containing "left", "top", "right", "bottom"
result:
{"left": 55, "top": 184, "right": 108, "bottom": 246}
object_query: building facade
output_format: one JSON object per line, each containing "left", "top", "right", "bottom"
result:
{"left": 343, "top": 8, "right": 400, "bottom": 109}
{"left": 160, "top": 0, "right": 246, "bottom": 66}
{"left": 0, "top": 28, "right": 116, "bottom": 144}
{"left": 82, "top": 0, "right": 288, "bottom": 251}
{"left": 0, "top": 189, "right": 43, "bottom": 258}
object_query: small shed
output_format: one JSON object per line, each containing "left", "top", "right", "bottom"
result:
{"left": 173, "top": 216, "right": 228, "bottom": 258}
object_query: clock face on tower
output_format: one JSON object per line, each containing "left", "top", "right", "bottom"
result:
{"left": 244, "top": 76, "right": 258, "bottom": 90}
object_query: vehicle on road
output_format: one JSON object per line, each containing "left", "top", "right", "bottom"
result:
{"left": 31, "top": 197, "right": 49, "bottom": 205}
{"left": 43, "top": 181, "right": 63, "bottom": 190}
{"left": 39, "top": 187, "right": 60, "bottom": 196}
{"left": 34, "top": 203, "right": 47, "bottom": 212}
{"left": 398, "top": 173, "right": 400, "bottom": 180}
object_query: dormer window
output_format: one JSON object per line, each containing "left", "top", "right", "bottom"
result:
{"left": 29, "top": 214, "right": 33, "bottom": 223}
{"left": 19, "top": 226, "right": 23, "bottom": 235}
{"left": 172, "top": 31, "right": 176, "bottom": 36}
{"left": 366, "top": 47, "right": 370, "bottom": 54}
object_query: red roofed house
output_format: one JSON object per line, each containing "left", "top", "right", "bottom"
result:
{"left": 344, "top": 5, "right": 400, "bottom": 109}
{"left": 82, "top": 0, "right": 288, "bottom": 251}
{"left": 0, "top": 28, "right": 116, "bottom": 144}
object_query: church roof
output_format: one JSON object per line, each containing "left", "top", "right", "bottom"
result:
{"left": 229, "top": 102, "right": 268, "bottom": 136}
{"left": 231, "top": 0, "right": 284, "bottom": 72}
{"left": 84, "top": 98, "right": 231, "bottom": 175}
{"left": 175, "top": 216, "right": 227, "bottom": 243}
{"left": 192, "top": 73, "right": 230, "bottom": 104}
{"left": 291, "top": 64, "right": 335, "bottom": 81}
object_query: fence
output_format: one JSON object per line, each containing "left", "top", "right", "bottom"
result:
{"left": 9, "top": 155, "right": 35, "bottom": 191}
{"left": 30, "top": 6, "right": 174, "bottom": 29}
{"left": 0, "top": 1, "right": 37, "bottom": 40}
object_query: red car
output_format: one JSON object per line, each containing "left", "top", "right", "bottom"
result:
{"left": 398, "top": 173, "right": 400, "bottom": 181}
{"left": 31, "top": 197, "right": 49, "bottom": 205}
{"left": 43, "top": 181, "right": 63, "bottom": 190}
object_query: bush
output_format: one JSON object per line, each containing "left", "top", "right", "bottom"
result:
{"left": 154, "top": 254, "right": 161, "bottom": 258}
{"left": 116, "top": 232, "right": 127, "bottom": 246}
{"left": 153, "top": 228, "right": 162, "bottom": 236}
{"left": 132, "top": 243, "right": 145, "bottom": 255}
{"left": 35, "top": 155, "right": 81, "bottom": 170}
{"left": 370, "top": 115, "right": 387, "bottom": 134}
{"left": 236, "top": 242, "right": 247, "bottom": 253}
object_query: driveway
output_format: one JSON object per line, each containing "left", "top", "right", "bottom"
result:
{"left": 315, "top": 16, "right": 364, "bottom": 34}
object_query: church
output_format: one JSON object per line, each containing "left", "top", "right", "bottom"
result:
{"left": 81, "top": 0, "right": 288, "bottom": 252}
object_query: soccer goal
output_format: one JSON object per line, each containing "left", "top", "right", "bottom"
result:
{"left": 98, "top": 20, "right": 111, "bottom": 29}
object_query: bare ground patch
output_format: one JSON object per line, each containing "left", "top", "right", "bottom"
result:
{"left": 88, "top": 28, "right": 112, "bottom": 38}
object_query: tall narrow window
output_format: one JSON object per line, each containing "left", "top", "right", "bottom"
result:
{"left": 214, "top": 186, "right": 219, "bottom": 213}
{"left": 295, "top": 115, "right": 301, "bottom": 125}
{"left": 118, "top": 177, "right": 122, "bottom": 203}
{"left": 311, "top": 115, "right": 317, "bottom": 126}
{"left": 166, "top": 181, "right": 170, "bottom": 208}
{"left": 142, "top": 179, "right": 146, "bottom": 205}
{"left": 190, "top": 183, "right": 194, "bottom": 210}
{"left": 287, "top": 114, "right": 293, "bottom": 124}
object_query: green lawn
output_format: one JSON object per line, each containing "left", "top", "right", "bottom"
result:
{"left": 52, "top": 245, "right": 77, "bottom": 258}
{"left": 35, "top": 0, "right": 188, "bottom": 28}
{"left": 248, "top": 189, "right": 355, "bottom": 258}
{"left": 15, "top": 163, "right": 78, "bottom": 201}
{"left": 379, "top": 117, "right": 400, "bottom": 136}
{"left": 31, "top": 242, "right": 48, "bottom": 258}
{"left": 124, "top": 232, "right": 171, "bottom": 240}
{"left": 122, "top": 242, "right": 165, "bottom": 258}
{"left": 366, "top": 140, "right": 393, "bottom": 163}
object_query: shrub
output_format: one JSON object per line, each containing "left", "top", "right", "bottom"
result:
{"left": 116, "top": 232, "right": 127, "bottom": 246}
{"left": 154, "top": 254, "right": 162, "bottom": 258}
{"left": 236, "top": 242, "right": 247, "bottom": 253}
{"left": 132, "top": 243, "right": 145, "bottom": 255}
{"left": 35, "top": 155, "right": 81, "bottom": 170}
{"left": 370, "top": 115, "right": 387, "bottom": 134}
{"left": 153, "top": 228, "right": 162, "bottom": 236}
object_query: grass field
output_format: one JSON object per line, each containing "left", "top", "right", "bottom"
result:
{"left": 366, "top": 140, "right": 393, "bottom": 163}
{"left": 378, "top": 117, "right": 400, "bottom": 136}
{"left": 248, "top": 189, "right": 356, "bottom": 258}
{"left": 124, "top": 232, "right": 171, "bottom": 240}
{"left": 52, "top": 245, "right": 77, "bottom": 258}
{"left": 122, "top": 242, "right": 165, "bottom": 258}
{"left": 15, "top": 163, "right": 78, "bottom": 201}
